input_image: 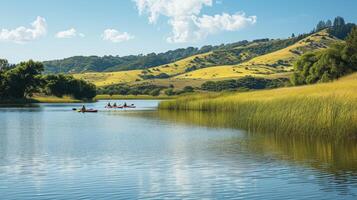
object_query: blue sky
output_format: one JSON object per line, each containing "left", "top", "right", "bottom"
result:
{"left": 1, "top": 0, "right": 357, "bottom": 63}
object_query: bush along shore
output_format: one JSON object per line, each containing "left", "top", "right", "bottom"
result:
{"left": 159, "top": 73, "right": 357, "bottom": 139}
{"left": 0, "top": 60, "right": 96, "bottom": 104}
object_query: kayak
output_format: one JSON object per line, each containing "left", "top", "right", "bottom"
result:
{"left": 105, "top": 105, "right": 136, "bottom": 109}
{"left": 77, "top": 109, "right": 98, "bottom": 113}
{"left": 105, "top": 106, "right": 123, "bottom": 109}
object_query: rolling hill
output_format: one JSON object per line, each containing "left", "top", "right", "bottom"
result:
{"left": 74, "top": 30, "right": 340, "bottom": 88}
{"left": 174, "top": 30, "right": 338, "bottom": 80}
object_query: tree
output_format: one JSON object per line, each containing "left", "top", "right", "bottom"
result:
{"left": 333, "top": 16, "right": 345, "bottom": 27}
{"left": 150, "top": 88, "right": 161, "bottom": 96}
{"left": 327, "top": 16, "right": 355, "bottom": 39}
{"left": 292, "top": 26, "right": 357, "bottom": 86}
{"left": 44, "top": 74, "right": 97, "bottom": 100}
{"left": 3, "top": 60, "right": 44, "bottom": 98}
{"left": 342, "top": 26, "right": 357, "bottom": 70}
{"left": 316, "top": 21, "right": 327, "bottom": 31}
{"left": 183, "top": 86, "right": 194, "bottom": 93}
{"left": 165, "top": 88, "right": 176, "bottom": 96}
{"left": 291, "top": 33, "right": 296, "bottom": 38}
{"left": 326, "top": 20, "right": 332, "bottom": 27}
{"left": 0, "top": 59, "right": 9, "bottom": 71}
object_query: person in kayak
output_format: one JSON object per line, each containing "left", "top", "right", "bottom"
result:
{"left": 107, "top": 102, "right": 111, "bottom": 107}
{"left": 113, "top": 102, "right": 117, "bottom": 107}
{"left": 124, "top": 102, "right": 127, "bottom": 107}
{"left": 81, "top": 105, "right": 86, "bottom": 112}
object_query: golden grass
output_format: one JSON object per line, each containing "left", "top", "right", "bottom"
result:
{"left": 175, "top": 65, "right": 274, "bottom": 79}
{"left": 242, "top": 31, "right": 336, "bottom": 67}
{"left": 159, "top": 73, "right": 357, "bottom": 138}
{"left": 148, "top": 52, "right": 212, "bottom": 76}
{"left": 32, "top": 95, "right": 81, "bottom": 103}
{"left": 73, "top": 30, "right": 338, "bottom": 87}
{"left": 73, "top": 70, "right": 142, "bottom": 87}
{"left": 175, "top": 30, "right": 338, "bottom": 80}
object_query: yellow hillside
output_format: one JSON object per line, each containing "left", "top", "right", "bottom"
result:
{"left": 73, "top": 52, "right": 212, "bottom": 86}
{"left": 144, "top": 52, "right": 211, "bottom": 76}
{"left": 175, "top": 65, "right": 276, "bottom": 79}
{"left": 241, "top": 30, "right": 337, "bottom": 67}
{"left": 175, "top": 30, "right": 338, "bottom": 80}
{"left": 74, "top": 30, "right": 339, "bottom": 86}
{"left": 73, "top": 70, "right": 142, "bottom": 87}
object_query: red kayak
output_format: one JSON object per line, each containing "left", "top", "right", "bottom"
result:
{"left": 124, "top": 105, "right": 136, "bottom": 108}
{"left": 77, "top": 109, "right": 98, "bottom": 113}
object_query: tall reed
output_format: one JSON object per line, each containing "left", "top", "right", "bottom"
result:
{"left": 159, "top": 73, "right": 357, "bottom": 138}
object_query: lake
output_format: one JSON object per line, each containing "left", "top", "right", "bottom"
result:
{"left": 0, "top": 100, "right": 356, "bottom": 199}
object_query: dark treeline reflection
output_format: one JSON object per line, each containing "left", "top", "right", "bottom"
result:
{"left": 137, "top": 110, "right": 357, "bottom": 176}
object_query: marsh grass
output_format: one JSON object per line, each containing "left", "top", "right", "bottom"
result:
{"left": 159, "top": 73, "right": 357, "bottom": 138}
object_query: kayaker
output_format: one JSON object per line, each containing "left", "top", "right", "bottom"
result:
{"left": 113, "top": 102, "right": 117, "bottom": 107}
{"left": 107, "top": 102, "right": 111, "bottom": 107}
{"left": 124, "top": 102, "right": 127, "bottom": 107}
{"left": 81, "top": 105, "right": 86, "bottom": 112}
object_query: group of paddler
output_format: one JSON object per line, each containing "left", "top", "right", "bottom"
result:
{"left": 105, "top": 102, "right": 136, "bottom": 109}
{"left": 74, "top": 101, "right": 136, "bottom": 113}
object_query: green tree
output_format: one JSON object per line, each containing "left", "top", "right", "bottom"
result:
{"left": 0, "top": 59, "right": 10, "bottom": 71}
{"left": 333, "top": 16, "right": 345, "bottom": 27}
{"left": 183, "top": 86, "right": 194, "bottom": 93}
{"left": 150, "top": 88, "right": 161, "bottom": 96}
{"left": 3, "top": 60, "right": 44, "bottom": 98}
{"left": 342, "top": 26, "right": 357, "bottom": 70}
{"left": 316, "top": 21, "right": 327, "bottom": 31}
{"left": 43, "top": 74, "right": 97, "bottom": 100}
{"left": 291, "top": 26, "right": 357, "bottom": 86}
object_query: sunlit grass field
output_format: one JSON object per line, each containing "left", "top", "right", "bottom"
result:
{"left": 175, "top": 65, "right": 276, "bottom": 79}
{"left": 73, "top": 30, "right": 338, "bottom": 87}
{"left": 148, "top": 52, "right": 212, "bottom": 76}
{"left": 32, "top": 95, "right": 82, "bottom": 103}
{"left": 160, "top": 73, "right": 357, "bottom": 138}
{"left": 176, "top": 30, "right": 337, "bottom": 80}
{"left": 73, "top": 70, "right": 142, "bottom": 87}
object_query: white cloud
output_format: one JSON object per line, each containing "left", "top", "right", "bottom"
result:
{"left": 102, "top": 29, "right": 134, "bottom": 43}
{"left": 55, "top": 28, "right": 85, "bottom": 39}
{"left": 133, "top": 0, "right": 256, "bottom": 43}
{"left": 0, "top": 16, "right": 47, "bottom": 44}
{"left": 193, "top": 13, "right": 257, "bottom": 39}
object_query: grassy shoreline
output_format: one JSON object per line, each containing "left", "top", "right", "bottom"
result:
{"left": 0, "top": 95, "right": 83, "bottom": 104}
{"left": 0, "top": 94, "right": 174, "bottom": 105}
{"left": 159, "top": 73, "right": 357, "bottom": 138}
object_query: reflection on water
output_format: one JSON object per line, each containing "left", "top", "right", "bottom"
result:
{"left": 154, "top": 110, "right": 357, "bottom": 173}
{"left": 0, "top": 102, "right": 356, "bottom": 199}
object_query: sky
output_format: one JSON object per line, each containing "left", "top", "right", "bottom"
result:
{"left": 1, "top": 0, "right": 357, "bottom": 63}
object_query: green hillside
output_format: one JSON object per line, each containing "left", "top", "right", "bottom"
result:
{"left": 175, "top": 30, "right": 338, "bottom": 80}
{"left": 75, "top": 30, "right": 339, "bottom": 88}
{"left": 44, "top": 33, "right": 308, "bottom": 74}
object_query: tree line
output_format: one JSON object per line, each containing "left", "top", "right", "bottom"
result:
{"left": 0, "top": 60, "right": 96, "bottom": 101}
{"left": 292, "top": 26, "right": 357, "bottom": 85}
{"left": 314, "top": 16, "right": 355, "bottom": 39}
{"left": 201, "top": 76, "right": 289, "bottom": 92}
{"left": 43, "top": 46, "right": 219, "bottom": 74}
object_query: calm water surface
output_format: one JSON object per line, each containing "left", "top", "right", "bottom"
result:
{"left": 0, "top": 100, "right": 356, "bottom": 199}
